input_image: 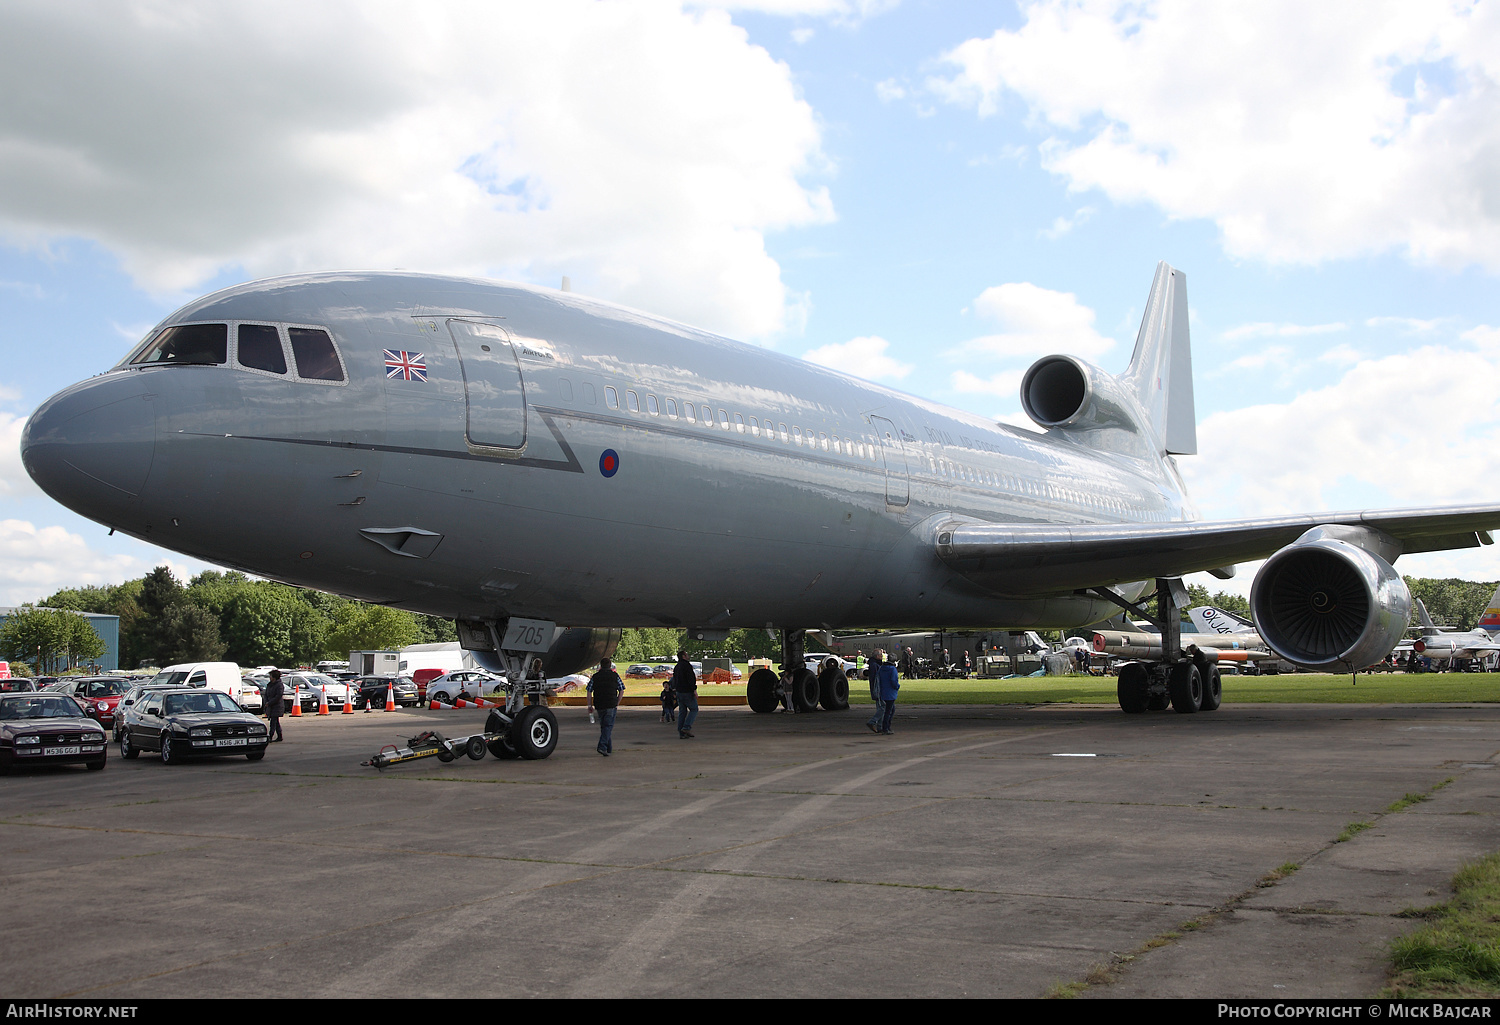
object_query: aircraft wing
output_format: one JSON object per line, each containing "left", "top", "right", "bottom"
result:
{"left": 936, "top": 503, "right": 1500, "bottom": 597}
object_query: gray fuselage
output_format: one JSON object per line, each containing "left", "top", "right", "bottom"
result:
{"left": 24, "top": 272, "right": 1191, "bottom": 632}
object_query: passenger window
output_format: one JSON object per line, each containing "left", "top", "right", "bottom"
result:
{"left": 626, "top": 390, "right": 640, "bottom": 413}
{"left": 719, "top": 409, "right": 730, "bottom": 431}
{"left": 665, "top": 398, "right": 678, "bottom": 418}
{"left": 684, "top": 401, "right": 695, "bottom": 423}
{"left": 237, "top": 324, "right": 286, "bottom": 374}
{"left": 701, "top": 405, "right": 713, "bottom": 426}
{"left": 289, "top": 328, "right": 344, "bottom": 381}
{"left": 605, "top": 386, "right": 619, "bottom": 409}
{"left": 560, "top": 378, "right": 574, "bottom": 402}
{"left": 749, "top": 417, "right": 760, "bottom": 437}
{"left": 733, "top": 413, "right": 745, "bottom": 433}
{"left": 792, "top": 427, "right": 802, "bottom": 445}
{"left": 132, "top": 323, "right": 227, "bottom": 367}
{"left": 779, "top": 423, "right": 788, "bottom": 442}
{"left": 584, "top": 382, "right": 597, "bottom": 405}
{"left": 646, "top": 394, "right": 659, "bottom": 416}
{"left": 818, "top": 433, "right": 828, "bottom": 451}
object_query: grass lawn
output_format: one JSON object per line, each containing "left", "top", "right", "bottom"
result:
{"left": 618, "top": 668, "right": 1500, "bottom": 705}
{"left": 1387, "top": 853, "right": 1500, "bottom": 997}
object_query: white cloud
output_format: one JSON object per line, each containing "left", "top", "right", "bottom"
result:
{"left": 1220, "top": 322, "right": 1347, "bottom": 342}
{"left": 1366, "top": 316, "right": 1444, "bottom": 333}
{"left": 0, "top": 519, "right": 196, "bottom": 606}
{"left": 930, "top": 1, "right": 1500, "bottom": 272}
{"left": 691, "top": 0, "right": 899, "bottom": 23}
{"left": 1182, "top": 343, "right": 1500, "bottom": 522}
{"left": 0, "top": 415, "right": 38, "bottom": 499}
{"left": 1463, "top": 324, "right": 1500, "bottom": 352}
{"left": 1039, "top": 205, "right": 1094, "bottom": 239}
{"left": 791, "top": 27, "right": 816, "bottom": 44}
{"left": 804, "top": 335, "right": 913, "bottom": 380}
{"left": 956, "top": 281, "right": 1116, "bottom": 360}
{"left": 875, "top": 78, "right": 907, "bottom": 102}
{"left": 0, "top": 2, "right": 835, "bottom": 338}
{"left": 951, "top": 367, "right": 1025, "bottom": 397}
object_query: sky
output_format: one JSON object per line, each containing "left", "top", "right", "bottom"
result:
{"left": 4, "top": 0, "right": 1500, "bottom": 608}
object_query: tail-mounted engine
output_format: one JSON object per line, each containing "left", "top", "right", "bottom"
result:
{"left": 1250, "top": 526, "right": 1411, "bottom": 671}
{"left": 1019, "top": 355, "right": 1154, "bottom": 458}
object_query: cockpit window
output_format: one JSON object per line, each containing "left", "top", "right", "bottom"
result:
{"left": 238, "top": 324, "right": 287, "bottom": 375}
{"left": 132, "top": 324, "right": 228, "bottom": 367}
{"left": 289, "top": 328, "right": 344, "bottom": 381}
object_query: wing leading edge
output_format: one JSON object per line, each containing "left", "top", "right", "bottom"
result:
{"left": 935, "top": 504, "right": 1500, "bottom": 597}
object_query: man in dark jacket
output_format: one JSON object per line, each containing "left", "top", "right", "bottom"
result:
{"left": 263, "top": 669, "right": 285, "bottom": 742}
{"left": 670, "top": 650, "right": 698, "bottom": 739}
{"left": 587, "top": 659, "right": 625, "bottom": 756}
{"left": 875, "top": 653, "right": 900, "bottom": 735}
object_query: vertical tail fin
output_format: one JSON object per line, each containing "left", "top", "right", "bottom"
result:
{"left": 1479, "top": 584, "right": 1500, "bottom": 634}
{"left": 1123, "top": 262, "right": 1196, "bottom": 455}
{"left": 1415, "top": 598, "right": 1437, "bottom": 632}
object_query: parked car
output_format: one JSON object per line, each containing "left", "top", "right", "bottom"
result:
{"left": 43, "top": 677, "right": 127, "bottom": 731}
{"left": 280, "top": 672, "right": 352, "bottom": 712}
{"left": 625, "top": 664, "right": 655, "bottom": 678}
{"left": 425, "top": 670, "right": 503, "bottom": 704}
{"left": 113, "top": 683, "right": 184, "bottom": 741}
{"left": 0, "top": 692, "right": 109, "bottom": 772}
{"left": 236, "top": 677, "right": 263, "bottom": 711}
{"left": 352, "top": 676, "right": 419, "bottom": 709}
{"left": 116, "top": 687, "right": 269, "bottom": 764}
{"left": 0, "top": 678, "right": 37, "bottom": 693}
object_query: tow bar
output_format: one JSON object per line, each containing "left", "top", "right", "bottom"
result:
{"left": 361, "top": 729, "right": 504, "bottom": 771}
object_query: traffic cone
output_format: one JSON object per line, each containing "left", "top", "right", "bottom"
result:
{"left": 429, "top": 698, "right": 441, "bottom": 710}
{"left": 317, "top": 692, "right": 330, "bottom": 715}
{"left": 290, "top": 699, "right": 302, "bottom": 717}
{"left": 342, "top": 693, "right": 354, "bottom": 714}
{"left": 385, "top": 685, "right": 395, "bottom": 712}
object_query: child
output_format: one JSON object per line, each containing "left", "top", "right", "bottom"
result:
{"left": 660, "top": 682, "right": 677, "bottom": 723}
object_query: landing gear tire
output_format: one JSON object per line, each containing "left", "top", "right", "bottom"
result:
{"left": 1200, "top": 668, "right": 1222, "bottom": 711}
{"left": 789, "top": 668, "right": 820, "bottom": 712}
{"left": 1117, "top": 663, "right": 1149, "bottom": 714}
{"left": 1147, "top": 691, "right": 1171, "bottom": 711}
{"left": 818, "top": 669, "right": 850, "bottom": 711}
{"left": 466, "top": 736, "right": 487, "bottom": 760}
{"left": 485, "top": 710, "right": 520, "bottom": 758}
{"left": 512, "top": 705, "right": 558, "bottom": 760}
{"left": 1169, "top": 662, "right": 1203, "bottom": 713}
{"left": 747, "top": 668, "right": 780, "bottom": 713}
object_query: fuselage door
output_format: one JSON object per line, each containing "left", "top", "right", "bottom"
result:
{"left": 869, "top": 415, "right": 910, "bottom": 508}
{"left": 449, "top": 320, "right": 526, "bottom": 454}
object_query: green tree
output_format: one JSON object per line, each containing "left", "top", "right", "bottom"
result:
{"left": 613, "top": 628, "right": 684, "bottom": 663}
{"left": 217, "top": 583, "right": 327, "bottom": 666}
{"left": 1405, "top": 577, "right": 1499, "bottom": 631}
{"left": 0, "top": 606, "right": 106, "bottom": 674}
{"left": 325, "top": 603, "right": 418, "bottom": 656}
{"left": 158, "top": 604, "right": 227, "bottom": 664}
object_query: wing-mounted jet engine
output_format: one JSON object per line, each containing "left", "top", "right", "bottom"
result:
{"left": 1250, "top": 526, "right": 1411, "bottom": 672}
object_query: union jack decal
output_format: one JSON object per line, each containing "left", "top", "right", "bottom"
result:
{"left": 384, "top": 350, "right": 427, "bottom": 381}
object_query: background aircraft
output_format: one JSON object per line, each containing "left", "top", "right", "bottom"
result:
{"left": 22, "top": 263, "right": 1500, "bottom": 753}
{"left": 1400, "top": 596, "right": 1500, "bottom": 666}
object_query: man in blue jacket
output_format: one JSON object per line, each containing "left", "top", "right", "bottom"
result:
{"left": 865, "top": 650, "right": 900, "bottom": 735}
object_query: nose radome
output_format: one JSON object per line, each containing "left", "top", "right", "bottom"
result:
{"left": 22, "top": 374, "right": 157, "bottom": 516}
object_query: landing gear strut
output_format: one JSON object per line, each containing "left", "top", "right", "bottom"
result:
{"left": 456, "top": 618, "right": 561, "bottom": 758}
{"left": 1088, "top": 577, "right": 1223, "bottom": 716}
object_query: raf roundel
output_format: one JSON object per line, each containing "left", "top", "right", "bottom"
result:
{"left": 599, "top": 449, "right": 620, "bottom": 478}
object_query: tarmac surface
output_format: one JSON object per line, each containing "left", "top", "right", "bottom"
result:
{"left": 4, "top": 699, "right": 1500, "bottom": 999}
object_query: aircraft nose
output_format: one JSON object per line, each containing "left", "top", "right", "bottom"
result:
{"left": 22, "top": 374, "right": 157, "bottom": 519}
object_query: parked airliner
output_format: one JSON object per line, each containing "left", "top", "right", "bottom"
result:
{"left": 22, "top": 263, "right": 1500, "bottom": 754}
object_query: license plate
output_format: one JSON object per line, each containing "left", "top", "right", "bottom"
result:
{"left": 44, "top": 746, "right": 81, "bottom": 756}
{"left": 216, "top": 738, "right": 247, "bottom": 747}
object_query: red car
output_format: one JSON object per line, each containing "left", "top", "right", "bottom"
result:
{"left": 44, "top": 677, "right": 127, "bottom": 731}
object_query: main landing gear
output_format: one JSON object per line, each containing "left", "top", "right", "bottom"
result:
{"left": 1088, "top": 577, "right": 1224, "bottom": 716}
{"left": 746, "top": 628, "right": 850, "bottom": 714}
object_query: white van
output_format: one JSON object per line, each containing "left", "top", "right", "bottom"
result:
{"left": 148, "top": 662, "right": 250, "bottom": 707}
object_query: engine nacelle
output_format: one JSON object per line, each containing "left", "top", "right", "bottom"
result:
{"left": 1250, "top": 527, "right": 1411, "bottom": 671}
{"left": 1019, "top": 355, "right": 1153, "bottom": 457}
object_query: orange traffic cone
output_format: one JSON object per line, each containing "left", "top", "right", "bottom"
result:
{"left": 385, "top": 685, "right": 395, "bottom": 712}
{"left": 290, "top": 698, "right": 302, "bottom": 717}
{"left": 317, "top": 692, "right": 330, "bottom": 715}
{"left": 342, "top": 693, "right": 354, "bottom": 714}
